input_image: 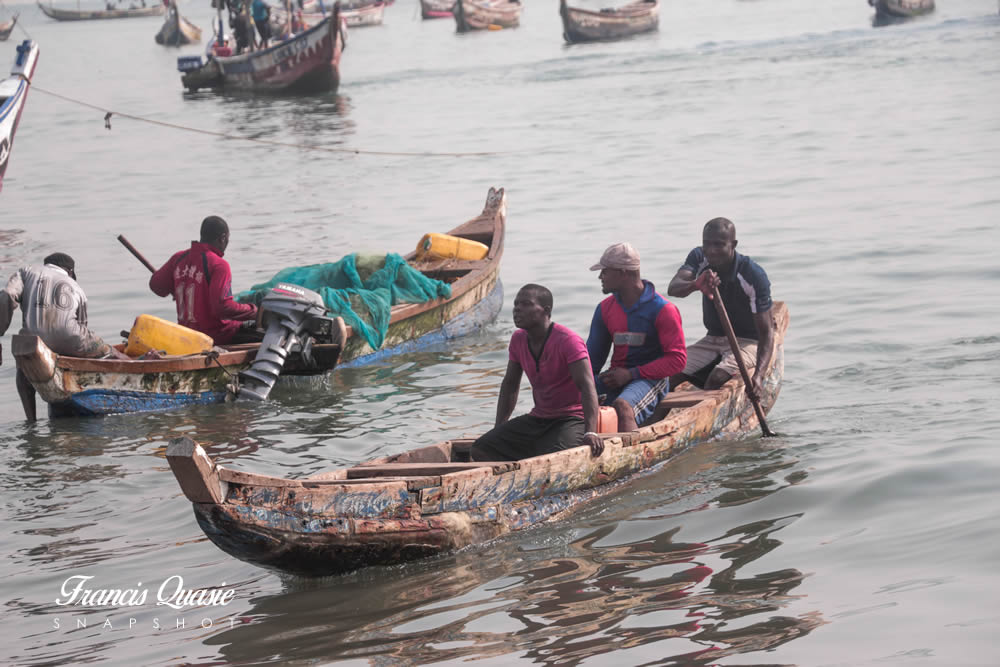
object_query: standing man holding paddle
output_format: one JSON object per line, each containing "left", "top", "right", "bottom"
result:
{"left": 667, "top": 217, "right": 774, "bottom": 400}
{"left": 149, "top": 216, "right": 259, "bottom": 345}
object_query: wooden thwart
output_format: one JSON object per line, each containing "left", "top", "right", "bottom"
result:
{"left": 346, "top": 462, "right": 504, "bottom": 478}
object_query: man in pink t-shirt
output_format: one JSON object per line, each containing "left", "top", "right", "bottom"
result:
{"left": 471, "top": 284, "right": 604, "bottom": 462}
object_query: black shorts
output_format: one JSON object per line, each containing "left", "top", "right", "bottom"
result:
{"left": 470, "top": 414, "right": 585, "bottom": 462}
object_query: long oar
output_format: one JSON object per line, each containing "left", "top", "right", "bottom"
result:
{"left": 711, "top": 285, "right": 775, "bottom": 437}
{"left": 117, "top": 234, "right": 156, "bottom": 273}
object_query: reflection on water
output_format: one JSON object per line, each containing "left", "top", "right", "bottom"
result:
{"left": 206, "top": 442, "right": 818, "bottom": 664}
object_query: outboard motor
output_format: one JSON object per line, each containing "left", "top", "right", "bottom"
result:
{"left": 237, "top": 283, "right": 341, "bottom": 402}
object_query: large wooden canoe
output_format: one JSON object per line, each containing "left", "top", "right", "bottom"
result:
{"left": 180, "top": 3, "right": 345, "bottom": 94}
{"left": 869, "top": 0, "right": 934, "bottom": 18}
{"left": 37, "top": 1, "right": 165, "bottom": 21}
{"left": 167, "top": 302, "right": 789, "bottom": 577}
{"left": 13, "top": 187, "right": 506, "bottom": 416}
{"left": 560, "top": 0, "right": 658, "bottom": 44}
{"left": 0, "top": 40, "right": 38, "bottom": 192}
{"left": 454, "top": 0, "right": 520, "bottom": 32}
{"left": 154, "top": 0, "right": 201, "bottom": 45}
{"left": 0, "top": 14, "right": 18, "bottom": 41}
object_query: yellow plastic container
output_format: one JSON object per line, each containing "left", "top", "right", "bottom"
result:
{"left": 124, "top": 314, "right": 214, "bottom": 357}
{"left": 416, "top": 233, "right": 489, "bottom": 261}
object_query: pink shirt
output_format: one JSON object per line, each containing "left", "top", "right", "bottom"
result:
{"left": 509, "top": 323, "right": 590, "bottom": 419}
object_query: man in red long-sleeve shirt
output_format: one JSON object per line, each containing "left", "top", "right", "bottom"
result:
{"left": 149, "top": 216, "right": 258, "bottom": 345}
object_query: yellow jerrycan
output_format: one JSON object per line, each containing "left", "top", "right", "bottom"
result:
{"left": 124, "top": 314, "right": 214, "bottom": 357}
{"left": 415, "top": 233, "right": 489, "bottom": 261}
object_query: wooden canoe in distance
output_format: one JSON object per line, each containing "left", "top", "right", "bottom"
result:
{"left": 869, "top": 0, "right": 934, "bottom": 18}
{"left": 287, "top": 0, "right": 383, "bottom": 29}
{"left": 37, "top": 1, "right": 165, "bottom": 20}
{"left": 454, "top": 0, "right": 521, "bottom": 32}
{"left": 0, "top": 40, "right": 39, "bottom": 192}
{"left": 0, "top": 13, "right": 18, "bottom": 41}
{"left": 13, "top": 187, "right": 506, "bottom": 416}
{"left": 560, "top": 0, "right": 658, "bottom": 44}
{"left": 155, "top": 1, "right": 201, "bottom": 45}
{"left": 420, "top": 0, "right": 454, "bottom": 19}
{"left": 181, "top": 4, "right": 345, "bottom": 94}
{"left": 167, "top": 302, "right": 789, "bottom": 577}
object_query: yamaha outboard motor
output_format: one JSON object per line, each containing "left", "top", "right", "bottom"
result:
{"left": 237, "top": 283, "right": 341, "bottom": 402}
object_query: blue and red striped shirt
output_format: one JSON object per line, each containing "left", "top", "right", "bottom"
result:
{"left": 587, "top": 280, "right": 686, "bottom": 381}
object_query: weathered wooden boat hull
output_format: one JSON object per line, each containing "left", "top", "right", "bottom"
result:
{"left": 870, "top": 0, "right": 934, "bottom": 18}
{"left": 14, "top": 187, "right": 506, "bottom": 416}
{"left": 0, "top": 39, "right": 38, "bottom": 191}
{"left": 182, "top": 6, "right": 344, "bottom": 94}
{"left": 454, "top": 0, "right": 520, "bottom": 31}
{"left": 0, "top": 14, "right": 18, "bottom": 41}
{"left": 420, "top": 0, "right": 453, "bottom": 19}
{"left": 342, "top": 1, "right": 384, "bottom": 26}
{"left": 169, "top": 303, "right": 788, "bottom": 577}
{"left": 560, "top": 0, "right": 658, "bottom": 43}
{"left": 37, "top": 2, "right": 165, "bottom": 20}
{"left": 155, "top": 4, "right": 202, "bottom": 45}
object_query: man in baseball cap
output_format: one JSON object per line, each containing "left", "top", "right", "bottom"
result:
{"left": 586, "top": 242, "right": 687, "bottom": 431}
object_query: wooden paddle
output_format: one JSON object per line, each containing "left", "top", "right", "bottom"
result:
{"left": 711, "top": 285, "right": 776, "bottom": 437}
{"left": 117, "top": 235, "right": 156, "bottom": 273}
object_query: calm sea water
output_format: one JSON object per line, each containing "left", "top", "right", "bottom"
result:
{"left": 1, "top": 0, "right": 998, "bottom": 664}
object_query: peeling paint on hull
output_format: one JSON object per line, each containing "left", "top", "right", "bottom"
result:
{"left": 174, "top": 305, "right": 789, "bottom": 577}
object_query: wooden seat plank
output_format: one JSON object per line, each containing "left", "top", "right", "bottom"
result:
{"left": 346, "top": 462, "right": 498, "bottom": 479}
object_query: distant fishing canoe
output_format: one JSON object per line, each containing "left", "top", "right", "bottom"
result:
{"left": 13, "top": 187, "right": 506, "bottom": 416}
{"left": 341, "top": 0, "right": 384, "bottom": 26}
{"left": 0, "top": 13, "right": 18, "bottom": 40}
{"left": 454, "top": 0, "right": 521, "bottom": 32}
{"left": 560, "top": 0, "right": 658, "bottom": 43}
{"left": 420, "top": 0, "right": 453, "bottom": 19}
{"left": 0, "top": 40, "right": 38, "bottom": 192}
{"left": 37, "top": 1, "right": 165, "bottom": 21}
{"left": 155, "top": 1, "right": 201, "bottom": 45}
{"left": 180, "top": 4, "right": 344, "bottom": 93}
{"left": 869, "top": 0, "right": 934, "bottom": 18}
{"left": 167, "top": 302, "right": 789, "bottom": 577}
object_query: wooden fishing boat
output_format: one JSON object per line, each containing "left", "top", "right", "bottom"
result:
{"left": 869, "top": 0, "right": 934, "bottom": 18}
{"left": 560, "top": 0, "right": 657, "bottom": 43}
{"left": 155, "top": 0, "right": 202, "bottom": 45}
{"left": 420, "top": 0, "right": 453, "bottom": 19}
{"left": 0, "top": 13, "right": 18, "bottom": 41}
{"left": 179, "top": 3, "right": 344, "bottom": 93}
{"left": 0, "top": 40, "right": 38, "bottom": 193}
{"left": 37, "top": 1, "right": 165, "bottom": 21}
{"left": 167, "top": 301, "right": 789, "bottom": 577}
{"left": 341, "top": 0, "right": 384, "bottom": 26}
{"left": 284, "top": 0, "right": 382, "bottom": 31}
{"left": 454, "top": 0, "right": 520, "bottom": 32}
{"left": 12, "top": 187, "right": 506, "bottom": 416}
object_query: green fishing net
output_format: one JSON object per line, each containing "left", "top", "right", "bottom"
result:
{"left": 237, "top": 253, "right": 451, "bottom": 349}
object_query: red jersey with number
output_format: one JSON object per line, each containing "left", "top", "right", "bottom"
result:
{"left": 149, "top": 242, "right": 256, "bottom": 344}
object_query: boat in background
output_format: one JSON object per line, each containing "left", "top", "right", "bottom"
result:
{"left": 869, "top": 0, "right": 934, "bottom": 19}
{"left": 0, "top": 39, "right": 38, "bottom": 192}
{"left": 420, "top": 0, "right": 453, "bottom": 19}
{"left": 155, "top": 0, "right": 202, "bottom": 45}
{"left": 0, "top": 13, "right": 18, "bottom": 40}
{"left": 454, "top": 0, "right": 520, "bottom": 31}
{"left": 179, "top": 3, "right": 344, "bottom": 93}
{"left": 37, "top": 1, "right": 165, "bottom": 20}
{"left": 560, "top": 0, "right": 658, "bottom": 43}
{"left": 13, "top": 187, "right": 507, "bottom": 416}
{"left": 167, "top": 302, "right": 789, "bottom": 577}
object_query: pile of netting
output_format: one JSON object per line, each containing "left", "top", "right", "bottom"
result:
{"left": 237, "top": 253, "right": 452, "bottom": 350}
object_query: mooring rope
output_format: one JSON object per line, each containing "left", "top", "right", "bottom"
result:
{"left": 32, "top": 85, "right": 510, "bottom": 158}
